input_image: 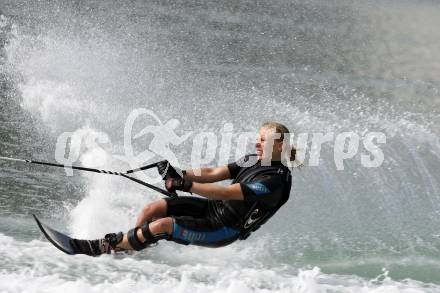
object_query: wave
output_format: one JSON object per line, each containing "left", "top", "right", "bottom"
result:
{"left": 1, "top": 233, "right": 439, "bottom": 293}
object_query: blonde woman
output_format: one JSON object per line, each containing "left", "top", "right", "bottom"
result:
{"left": 71, "top": 122, "right": 296, "bottom": 255}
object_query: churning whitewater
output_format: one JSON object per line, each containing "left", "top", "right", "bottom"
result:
{"left": 1, "top": 0, "right": 440, "bottom": 292}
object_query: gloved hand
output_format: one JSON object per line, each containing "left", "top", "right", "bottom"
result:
{"left": 157, "top": 160, "right": 183, "bottom": 180}
{"left": 165, "top": 177, "right": 193, "bottom": 193}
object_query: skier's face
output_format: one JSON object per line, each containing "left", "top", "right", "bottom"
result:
{"left": 255, "top": 127, "right": 283, "bottom": 161}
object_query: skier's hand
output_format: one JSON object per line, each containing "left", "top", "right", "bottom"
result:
{"left": 157, "top": 160, "right": 183, "bottom": 180}
{"left": 165, "top": 177, "right": 193, "bottom": 193}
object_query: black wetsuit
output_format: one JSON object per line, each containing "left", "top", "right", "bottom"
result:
{"left": 165, "top": 154, "right": 292, "bottom": 247}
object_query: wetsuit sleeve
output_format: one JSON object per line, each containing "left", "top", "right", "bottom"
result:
{"left": 240, "top": 175, "right": 284, "bottom": 205}
{"left": 227, "top": 161, "right": 241, "bottom": 180}
{"left": 227, "top": 154, "right": 257, "bottom": 179}
{"left": 227, "top": 155, "right": 247, "bottom": 179}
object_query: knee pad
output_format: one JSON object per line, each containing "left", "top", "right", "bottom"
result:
{"left": 127, "top": 222, "right": 170, "bottom": 251}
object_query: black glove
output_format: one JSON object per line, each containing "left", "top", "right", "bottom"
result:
{"left": 157, "top": 160, "right": 183, "bottom": 180}
{"left": 165, "top": 177, "right": 192, "bottom": 193}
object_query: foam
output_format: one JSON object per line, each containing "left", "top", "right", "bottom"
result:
{"left": 1, "top": 234, "right": 438, "bottom": 293}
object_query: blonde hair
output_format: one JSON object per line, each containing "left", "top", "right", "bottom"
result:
{"left": 262, "top": 122, "right": 297, "bottom": 163}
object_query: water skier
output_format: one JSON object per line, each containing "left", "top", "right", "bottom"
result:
{"left": 70, "top": 122, "right": 296, "bottom": 256}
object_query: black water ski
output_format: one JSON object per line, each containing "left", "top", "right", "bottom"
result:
{"left": 33, "top": 214, "right": 76, "bottom": 255}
